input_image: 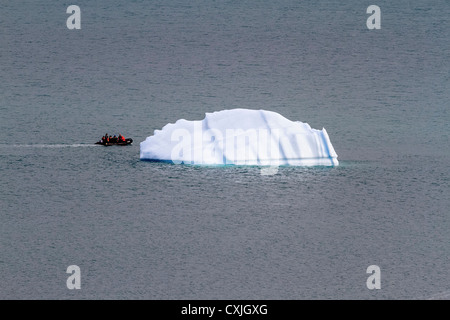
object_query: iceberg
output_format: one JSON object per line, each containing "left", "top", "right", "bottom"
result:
{"left": 140, "top": 109, "right": 338, "bottom": 166}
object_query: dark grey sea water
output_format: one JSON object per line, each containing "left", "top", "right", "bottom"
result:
{"left": 1, "top": 0, "right": 449, "bottom": 299}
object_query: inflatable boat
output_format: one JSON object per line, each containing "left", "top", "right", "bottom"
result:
{"left": 96, "top": 138, "right": 133, "bottom": 146}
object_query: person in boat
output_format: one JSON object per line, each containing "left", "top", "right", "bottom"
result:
{"left": 118, "top": 134, "right": 126, "bottom": 142}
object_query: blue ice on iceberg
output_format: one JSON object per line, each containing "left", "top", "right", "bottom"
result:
{"left": 140, "top": 109, "right": 338, "bottom": 166}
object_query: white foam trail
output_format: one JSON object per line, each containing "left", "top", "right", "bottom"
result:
{"left": 0, "top": 144, "right": 98, "bottom": 148}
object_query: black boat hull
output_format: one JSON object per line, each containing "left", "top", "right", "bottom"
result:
{"left": 96, "top": 138, "right": 133, "bottom": 146}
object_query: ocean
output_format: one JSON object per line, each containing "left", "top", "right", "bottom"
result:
{"left": 0, "top": 0, "right": 449, "bottom": 299}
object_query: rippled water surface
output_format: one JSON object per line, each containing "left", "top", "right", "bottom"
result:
{"left": 1, "top": 0, "right": 449, "bottom": 299}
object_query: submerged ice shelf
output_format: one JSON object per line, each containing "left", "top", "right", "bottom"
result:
{"left": 140, "top": 109, "right": 338, "bottom": 166}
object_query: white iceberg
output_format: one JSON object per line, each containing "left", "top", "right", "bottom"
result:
{"left": 140, "top": 109, "right": 338, "bottom": 166}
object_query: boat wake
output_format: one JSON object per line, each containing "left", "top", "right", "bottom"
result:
{"left": 0, "top": 144, "right": 98, "bottom": 149}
